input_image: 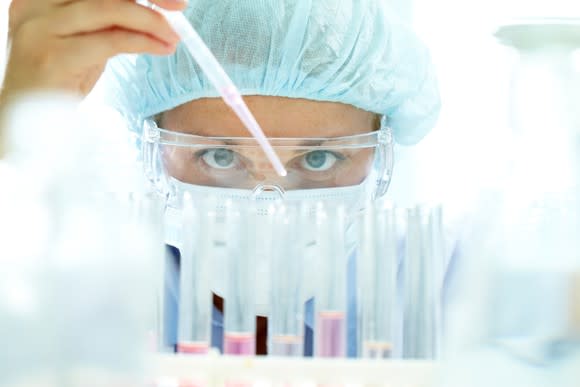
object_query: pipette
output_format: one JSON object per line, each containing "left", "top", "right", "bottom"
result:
{"left": 150, "top": 5, "right": 287, "bottom": 177}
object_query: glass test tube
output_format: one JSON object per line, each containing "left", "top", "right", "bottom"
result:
{"left": 402, "top": 205, "right": 443, "bottom": 359}
{"left": 177, "top": 193, "right": 213, "bottom": 354}
{"left": 269, "top": 204, "right": 304, "bottom": 357}
{"left": 314, "top": 203, "right": 348, "bottom": 358}
{"left": 224, "top": 201, "right": 256, "bottom": 356}
{"left": 127, "top": 192, "right": 166, "bottom": 353}
{"left": 357, "top": 202, "right": 398, "bottom": 359}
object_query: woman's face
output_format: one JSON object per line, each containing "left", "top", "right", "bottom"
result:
{"left": 160, "top": 96, "right": 380, "bottom": 190}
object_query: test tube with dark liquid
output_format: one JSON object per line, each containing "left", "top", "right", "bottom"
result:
{"left": 177, "top": 193, "right": 212, "bottom": 355}
{"left": 269, "top": 204, "right": 305, "bottom": 357}
{"left": 314, "top": 203, "right": 348, "bottom": 358}
{"left": 223, "top": 201, "right": 256, "bottom": 356}
{"left": 357, "top": 202, "right": 398, "bottom": 359}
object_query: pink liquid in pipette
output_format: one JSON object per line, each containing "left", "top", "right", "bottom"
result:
{"left": 316, "top": 311, "right": 346, "bottom": 357}
{"left": 177, "top": 341, "right": 210, "bottom": 355}
{"left": 224, "top": 332, "right": 256, "bottom": 355}
{"left": 270, "top": 335, "right": 303, "bottom": 357}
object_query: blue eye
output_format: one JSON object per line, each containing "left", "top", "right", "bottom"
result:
{"left": 301, "top": 151, "right": 339, "bottom": 172}
{"left": 201, "top": 149, "right": 236, "bottom": 169}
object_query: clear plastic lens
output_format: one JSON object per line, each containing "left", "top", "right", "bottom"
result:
{"left": 143, "top": 120, "right": 394, "bottom": 196}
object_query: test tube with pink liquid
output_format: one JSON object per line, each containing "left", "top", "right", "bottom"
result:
{"left": 314, "top": 203, "right": 348, "bottom": 358}
{"left": 269, "top": 204, "right": 305, "bottom": 357}
{"left": 223, "top": 201, "right": 257, "bottom": 356}
{"left": 177, "top": 193, "right": 213, "bottom": 355}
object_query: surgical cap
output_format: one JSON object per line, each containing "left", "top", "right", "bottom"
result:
{"left": 103, "top": 0, "right": 441, "bottom": 145}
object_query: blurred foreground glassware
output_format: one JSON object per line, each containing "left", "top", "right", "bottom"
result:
{"left": 442, "top": 19, "right": 580, "bottom": 387}
{"left": 0, "top": 93, "right": 162, "bottom": 387}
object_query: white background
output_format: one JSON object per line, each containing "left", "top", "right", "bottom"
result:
{"left": 387, "top": 0, "right": 580, "bottom": 214}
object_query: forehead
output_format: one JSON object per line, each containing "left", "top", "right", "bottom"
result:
{"left": 160, "top": 96, "right": 379, "bottom": 138}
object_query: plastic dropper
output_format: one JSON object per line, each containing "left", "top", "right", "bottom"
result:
{"left": 150, "top": 5, "right": 287, "bottom": 177}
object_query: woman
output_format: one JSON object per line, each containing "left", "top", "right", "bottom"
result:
{"left": 2, "top": 0, "right": 440, "bottom": 356}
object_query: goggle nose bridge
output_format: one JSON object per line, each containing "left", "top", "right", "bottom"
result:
{"left": 251, "top": 184, "right": 286, "bottom": 200}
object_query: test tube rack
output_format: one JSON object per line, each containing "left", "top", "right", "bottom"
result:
{"left": 153, "top": 354, "right": 436, "bottom": 387}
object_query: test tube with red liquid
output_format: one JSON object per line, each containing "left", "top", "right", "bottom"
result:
{"left": 177, "top": 193, "right": 213, "bottom": 355}
{"left": 269, "top": 204, "right": 305, "bottom": 357}
{"left": 223, "top": 201, "right": 256, "bottom": 356}
{"left": 314, "top": 203, "right": 348, "bottom": 358}
{"left": 357, "top": 202, "right": 398, "bottom": 359}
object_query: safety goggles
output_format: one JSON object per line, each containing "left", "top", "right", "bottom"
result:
{"left": 142, "top": 119, "right": 394, "bottom": 200}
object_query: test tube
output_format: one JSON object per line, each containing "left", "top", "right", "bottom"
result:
{"left": 269, "top": 204, "right": 305, "bottom": 357}
{"left": 126, "top": 192, "right": 166, "bottom": 353}
{"left": 177, "top": 193, "right": 213, "bottom": 355}
{"left": 357, "top": 202, "right": 398, "bottom": 359}
{"left": 402, "top": 205, "right": 444, "bottom": 359}
{"left": 223, "top": 201, "right": 256, "bottom": 356}
{"left": 314, "top": 202, "right": 348, "bottom": 358}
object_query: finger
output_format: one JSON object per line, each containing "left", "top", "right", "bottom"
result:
{"left": 63, "top": 27, "right": 177, "bottom": 61}
{"left": 8, "top": 0, "right": 48, "bottom": 36}
{"left": 49, "top": 0, "right": 180, "bottom": 46}
{"left": 8, "top": 0, "right": 186, "bottom": 40}
{"left": 146, "top": 0, "right": 188, "bottom": 12}
{"left": 8, "top": 0, "right": 72, "bottom": 38}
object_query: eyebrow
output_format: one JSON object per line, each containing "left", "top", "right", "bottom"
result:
{"left": 206, "top": 138, "right": 327, "bottom": 147}
{"left": 178, "top": 124, "right": 371, "bottom": 142}
{"left": 159, "top": 121, "right": 376, "bottom": 148}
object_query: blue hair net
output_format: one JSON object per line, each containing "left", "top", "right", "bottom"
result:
{"left": 103, "top": 0, "right": 440, "bottom": 145}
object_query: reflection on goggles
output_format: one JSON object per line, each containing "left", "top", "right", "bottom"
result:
{"left": 152, "top": 126, "right": 389, "bottom": 191}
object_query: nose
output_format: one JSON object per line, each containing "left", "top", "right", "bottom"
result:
{"left": 250, "top": 159, "right": 278, "bottom": 182}
{"left": 248, "top": 168, "right": 288, "bottom": 190}
{"left": 251, "top": 172, "right": 267, "bottom": 181}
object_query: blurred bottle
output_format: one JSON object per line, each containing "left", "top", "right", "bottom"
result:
{"left": 0, "top": 93, "right": 164, "bottom": 387}
{"left": 442, "top": 19, "right": 580, "bottom": 387}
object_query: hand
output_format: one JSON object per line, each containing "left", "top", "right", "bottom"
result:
{"left": 2, "top": 0, "right": 186, "bottom": 99}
